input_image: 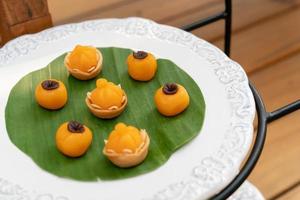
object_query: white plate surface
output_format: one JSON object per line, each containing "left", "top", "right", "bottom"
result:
{"left": 0, "top": 17, "right": 255, "bottom": 200}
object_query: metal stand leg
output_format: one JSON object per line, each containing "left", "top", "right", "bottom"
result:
{"left": 181, "top": 0, "right": 300, "bottom": 199}
{"left": 224, "top": 0, "right": 232, "bottom": 56}
{"left": 212, "top": 84, "right": 300, "bottom": 200}
{"left": 182, "top": 0, "right": 232, "bottom": 56}
{"left": 212, "top": 82, "right": 268, "bottom": 200}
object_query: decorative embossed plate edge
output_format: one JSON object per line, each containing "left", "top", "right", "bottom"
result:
{"left": 0, "top": 17, "right": 256, "bottom": 200}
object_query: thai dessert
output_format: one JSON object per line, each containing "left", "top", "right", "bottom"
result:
{"left": 154, "top": 83, "right": 190, "bottom": 116}
{"left": 64, "top": 45, "right": 103, "bottom": 80}
{"left": 103, "top": 122, "right": 150, "bottom": 168}
{"left": 127, "top": 51, "right": 157, "bottom": 81}
{"left": 86, "top": 78, "right": 127, "bottom": 119}
{"left": 56, "top": 121, "right": 93, "bottom": 157}
{"left": 35, "top": 79, "right": 68, "bottom": 110}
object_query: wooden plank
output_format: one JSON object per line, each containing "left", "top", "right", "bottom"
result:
{"left": 1, "top": 0, "right": 50, "bottom": 25}
{"left": 249, "top": 114, "right": 300, "bottom": 199}
{"left": 48, "top": 0, "right": 129, "bottom": 25}
{"left": 0, "top": 0, "right": 52, "bottom": 45}
{"left": 0, "top": 0, "right": 10, "bottom": 45}
{"left": 48, "top": 0, "right": 220, "bottom": 25}
{"left": 48, "top": 0, "right": 300, "bottom": 44}
{"left": 190, "top": 0, "right": 300, "bottom": 42}
{"left": 248, "top": 51, "right": 300, "bottom": 199}
{"left": 277, "top": 184, "right": 300, "bottom": 200}
{"left": 9, "top": 14, "right": 52, "bottom": 37}
{"left": 212, "top": 7, "right": 300, "bottom": 74}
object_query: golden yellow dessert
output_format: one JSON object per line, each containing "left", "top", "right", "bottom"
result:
{"left": 64, "top": 45, "right": 103, "bottom": 80}
{"left": 86, "top": 78, "right": 127, "bottom": 119}
{"left": 56, "top": 121, "right": 93, "bottom": 157}
{"left": 154, "top": 83, "right": 190, "bottom": 116}
{"left": 103, "top": 123, "right": 150, "bottom": 168}
{"left": 35, "top": 79, "right": 68, "bottom": 110}
{"left": 127, "top": 51, "right": 157, "bottom": 81}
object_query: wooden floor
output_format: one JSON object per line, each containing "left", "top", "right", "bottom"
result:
{"left": 2, "top": 0, "right": 300, "bottom": 199}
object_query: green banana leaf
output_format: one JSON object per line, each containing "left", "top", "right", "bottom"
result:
{"left": 5, "top": 47, "right": 205, "bottom": 181}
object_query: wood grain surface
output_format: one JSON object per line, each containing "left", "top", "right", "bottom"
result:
{"left": 0, "top": 0, "right": 52, "bottom": 45}
{"left": 214, "top": 7, "right": 300, "bottom": 74}
{"left": 49, "top": 0, "right": 220, "bottom": 26}
{"left": 249, "top": 52, "right": 300, "bottom": 199}
{"left": 277, "top": 184, "right": 300, "bottom": 200}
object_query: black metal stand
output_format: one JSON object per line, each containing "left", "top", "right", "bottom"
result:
{"left": 182, "top": 0, "right": 232, "bottom": 56}
{"left": 181, "top": 0, "right": 300, "bottom": 199}
{"left": 213, "top": 85, "right": 300, "bottom": 200}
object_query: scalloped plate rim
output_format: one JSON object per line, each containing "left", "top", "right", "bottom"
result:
{"left": 0, "top": 17, "right": 255, "bottom": 200}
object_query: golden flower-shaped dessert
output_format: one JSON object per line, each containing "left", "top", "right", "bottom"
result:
{"left": 154, "top": 83, "right": 190, "bottom": 116}
{"left": 86, "top": 78, "right": 127, "bottom": 119}
{"left": 64, "top": 45, "right": 103, "bottom": 80}
{"left": 35, "top": 79, "right": 68, "bottom": 110}
{"left": 56, "top": 121, "right": 93, "bottom": 157}
{"left": 103, "top": 123, "right": 150, "bottom": 168}
{"left": 127, "top": 51, "right": 157, "bottom": 81}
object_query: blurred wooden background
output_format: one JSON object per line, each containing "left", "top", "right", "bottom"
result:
{"left": 1, "top": 0, "right": 300, "bottom": 199}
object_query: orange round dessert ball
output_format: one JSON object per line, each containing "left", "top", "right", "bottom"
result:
{"left": 127, "top": 51, "right": 157, "bottom": 81}
{"left": 56, "top": 121, "right": 93, "bottom": 157}
{"left": 68, "top": 45, "right": 98, "bottom": 73}
{"left": 154, "top": 83, "right": 190, "bottom": 116}
{"left": 35, "top": 79, "right": 68, "bottom": 110}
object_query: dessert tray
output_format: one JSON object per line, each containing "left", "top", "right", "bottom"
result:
{"left": 0, "top": 17, "right": 255, "bottom": 199}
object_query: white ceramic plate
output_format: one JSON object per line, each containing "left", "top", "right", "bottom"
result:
{"left": 0, "top": 18, "right": 255, "bottom": 200}
{"left": 229, "top": 181, "right": 264, "bottom": 200}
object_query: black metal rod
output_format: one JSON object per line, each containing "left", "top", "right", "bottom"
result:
{"left": 182, "top": 0, "right": 232, "bottom": 57}
{"left": 181, "top": 0, "right": 299, "bottom": 198}
{"left": 212, "top": 82, "right": 268, "bottom": 200}
{"left": 268, "top": 100, "right": 300, "bottom": 123}
{"left": 182, "top": 12, "right": 226, "bottom": 32}
{"left": 224, "top": 0, "right": 232, "bottom": 56}
{"left": 212, "top": 84, "right": 300, "bottom": 199}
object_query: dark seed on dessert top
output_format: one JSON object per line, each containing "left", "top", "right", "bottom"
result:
{"left": 41, "top": 80, "right": 59, "bottom": 90}
{"left": 163, "top": 83, "right": 178, "bottom": 95}
{"left": 133, "top": 51, "right": 148, "bottom": 59}
{"left": 68, "top": 121, "right": 85, "bottom": 133}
